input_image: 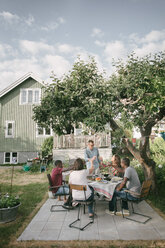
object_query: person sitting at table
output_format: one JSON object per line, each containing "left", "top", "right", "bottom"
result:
{"left": 108, "top": 154, "right": 124, "bottom": 178}
{"left": 69, "top": 156, "right": 96, "bottom": 219}
{"left": 84, "top": 140, "right": 103, "bottom": 176}
{"left": 106, "top": 157, "right": 141, "bottom": 216}
{"left": 51, "top": 160, "right": 74, "bottom": 199}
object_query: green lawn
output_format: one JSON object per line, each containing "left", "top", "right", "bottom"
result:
{"left": 0, "top": 182, "right": 48, "bottom": 248}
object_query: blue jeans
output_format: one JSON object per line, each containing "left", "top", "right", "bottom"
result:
{"left": 109, "top": 189, "right": 138, "bottom": 211}
{"left": 56, "top": 185, "right": 69, "bottom": 195}
{"left": 87, "top": 186, "right": 94, "bottom": 214}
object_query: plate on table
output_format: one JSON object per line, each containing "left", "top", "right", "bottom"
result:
{"left": 101, "top": 180, "right": 108, "bottom": 184}
{"left": 111, "top": 177, "right": 123, "bottom": 183}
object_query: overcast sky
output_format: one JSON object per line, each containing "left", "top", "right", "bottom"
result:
{"left": 0, "top": 0, "right": 165, "bottom": 91}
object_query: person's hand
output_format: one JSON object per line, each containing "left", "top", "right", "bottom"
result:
{"left": 116, "top": 187, "right": 120, "bottom": 192}
{"left": 90, "top": 156, "right": 96, "bottom": 162}
{"left": 99, "top": 156, "right": 103, "bottom": 161}
{"left": 107, "top": 162, "right": 112, "bottom": 167}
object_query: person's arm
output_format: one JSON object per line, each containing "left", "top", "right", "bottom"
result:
{"left": 62, "top": 165, "right": 74, "bottom": 172}
{"left": 116, "top": 177, "right": 128, "bottom": 191}
{"left": 89, "top": 156, "right": 96, "bottom": 174}
{"left": 108, "top": 162, "right": 125, "bottom": 174}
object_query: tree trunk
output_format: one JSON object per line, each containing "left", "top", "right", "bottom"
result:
{"left": 109, "top": 118, "right": 157, "bottom": 191}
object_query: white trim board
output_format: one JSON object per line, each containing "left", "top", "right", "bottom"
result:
{"left": 0, "top": 72, "right": 45, "bottom": 98}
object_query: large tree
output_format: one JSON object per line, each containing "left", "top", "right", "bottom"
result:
{"left": 106, "top": 52, "right": 165, "bottom": 190}
{"left": 33, "top": 53, "right": 165, "bottom": 190}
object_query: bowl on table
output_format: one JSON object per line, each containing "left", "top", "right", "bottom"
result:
{"left": 95, "top": 177, "right": 102, "bottom": 182}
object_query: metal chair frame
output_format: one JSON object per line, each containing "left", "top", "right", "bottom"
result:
{"left": 69, "top": 184, "right": 95, "bottom": 231}
{"left": 118, "top": 180, "right": 152, "bottom": 224}
{"left": 47, "top": 174, "right": 69, "bottom": 212}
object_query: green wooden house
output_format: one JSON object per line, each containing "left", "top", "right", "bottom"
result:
{"left": 0, "top": 72, "right": 53, "bottom": 164}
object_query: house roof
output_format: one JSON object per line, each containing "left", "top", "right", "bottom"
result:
{"left": 0, "top": 72, "right": 45, "bottom": 98}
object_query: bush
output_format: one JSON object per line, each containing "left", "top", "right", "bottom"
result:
{"left": 150, "top": 137, "right": 165, "bottom": 165}
{"left": 41, "top": 136, "right": 53, "bottom": 158}
{"left": 30, "top": 163, "right": 41, "bottom": 173}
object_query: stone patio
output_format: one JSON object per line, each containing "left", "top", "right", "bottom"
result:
{"left": 18, "top": 198, "right": 165, "bottom": 241}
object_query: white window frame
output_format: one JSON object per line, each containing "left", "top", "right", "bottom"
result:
{"left": 4, "top": 152, "right": 18, "bottom": 164}
{"left": 5, "top": 121, "right": 15, "bottom": 138}
{"left": 36, "top": 124, "right": 53, "bottom": 137}
{"left": 20, "top": 88, "right": 41, "bottom": 105}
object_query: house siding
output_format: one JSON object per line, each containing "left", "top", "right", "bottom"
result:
{"left": 0, "top": 77, "right": 48, "bottom": 163}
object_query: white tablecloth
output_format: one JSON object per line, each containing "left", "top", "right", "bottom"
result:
{"left": 89, "top": 180, "right": 122, "bottom": 200}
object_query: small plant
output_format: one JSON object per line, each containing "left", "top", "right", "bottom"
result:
{"left": 0, "top": 194, "right": 20, "bottom": 209}
{"left": 30, "top": 163, "right": 41, "bottom": 172}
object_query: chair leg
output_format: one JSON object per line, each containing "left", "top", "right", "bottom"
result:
{"left": 50, "top": 203, "right": 68, "bottom": 212}
{"left": 69, "top": 203, "right": 94, "bottom": 231}
{"left": 69, "top": 204, "right": 81, "bottom": 229}
{"left": 125, "top": 213, "right": 152, "bottom": 224}
{"left": 83, "top": 204, "right": 85, "bottom": 214}
{"left": 131, "top": 201, "right": 134, "bottom": 213}
{"left": 121, "top": 201, "right": 152, "bottom": 224}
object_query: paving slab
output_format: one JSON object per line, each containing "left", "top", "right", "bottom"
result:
{"left": 18, "top": 198, "right": 165, "bottom": 241}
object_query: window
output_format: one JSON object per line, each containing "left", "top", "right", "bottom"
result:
{"left": 28, "top": 90, "right": 33, "bottom": 103}
{"left": 5, "top": 152, "right": 10, "bottom": 163}
{"left": 36, "top": 125, "right": 52, "bottom": 137}
{"left": 4, "top": 152, "right": 18, "bottom": 164}
{"left": 45, "top": 127, "right": 51, "bottom": 135}
{"left": 12, "top": 153, "right": 18, "bottom": 163}
{"left": 20, "top": 88, "right": 41, "bottom": 105}
{"left": 34, "top": 90, "right": 39, "bottom": 103}
{"left": 5, "top": 121, "right": 15, "bottom": 138}
{"left": 21, "top": 90, "right": 27, "bottom": 104}
{"left": 38, "top": 126, "right": 44, "bottom": 135}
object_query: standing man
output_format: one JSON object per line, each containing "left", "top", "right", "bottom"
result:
{"left": 84, "top": 140, "right": 103, "bottom": 175}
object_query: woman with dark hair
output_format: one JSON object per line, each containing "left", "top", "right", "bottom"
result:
{"left": 109, "top": 154, "right": 124, "bottom": 178}
{"left": 69, "top": 156, "right": 96, "bottom": 219}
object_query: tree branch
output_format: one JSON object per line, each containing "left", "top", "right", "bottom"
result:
{"left": 145, "top": 107, "right": 165, "bottom": 130}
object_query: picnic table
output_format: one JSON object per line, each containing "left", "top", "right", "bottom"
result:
{"left": 89, "top": 177, "right": 122, "bottom": 200}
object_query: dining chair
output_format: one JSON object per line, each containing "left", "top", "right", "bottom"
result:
{"left": 68, "top": 184, "right": 95, "bottom": 231}
{"left": 47, "top": 174, "right": 69, "bottom": 212}
{"left": 118, "top": 180, "right": 152, "bottom": 224}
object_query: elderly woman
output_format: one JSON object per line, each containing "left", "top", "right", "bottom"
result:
{"left": 69, "top": 156, "right": 96, "bottom": 219}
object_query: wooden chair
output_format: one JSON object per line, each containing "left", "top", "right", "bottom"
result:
{"left": 119, "top": 180, "right": 152, "bottom": 224}
{"left": 47, "top": 174, "right": 69, "bottom": 212}
{"left": 69, "top": 184, "right": 95, "bottom": 231}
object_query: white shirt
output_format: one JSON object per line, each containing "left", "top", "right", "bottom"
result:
{"left": 69, "top": 169, "right": 92, "bottom": 200}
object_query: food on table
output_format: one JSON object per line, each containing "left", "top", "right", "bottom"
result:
{"left": 95, "top": 177, "right": 101, "bottom": 181}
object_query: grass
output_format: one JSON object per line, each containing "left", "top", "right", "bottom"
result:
{"left": 0, "top": 182, "right": 48, "bottom": 248}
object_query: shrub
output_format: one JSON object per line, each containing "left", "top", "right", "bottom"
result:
{"left": 150, "top": 137, "right": 165, "bottom": 165}
{"left": 30, "top": 163, "right": 41, "bottom": 173}
{"left": 41, "top": 136, "right": 53, "bottom": 158}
